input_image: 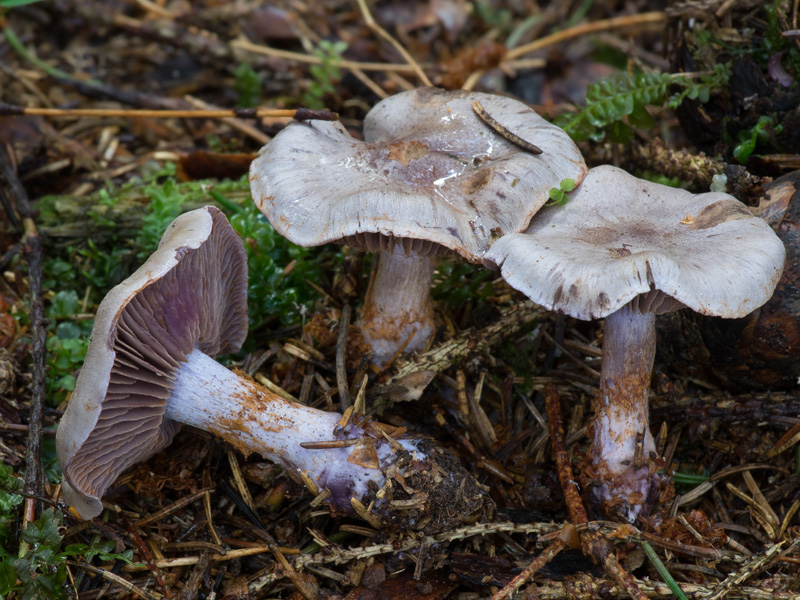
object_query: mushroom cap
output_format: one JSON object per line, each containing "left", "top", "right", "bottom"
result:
{"left": 485, "top": 165, "right": 786, "bottom": 320}
{"left": 56, "top": 206, "right": 249, "bottom": 518}
{"left": 249, "top": 87, "right": 587, "bottom": 261}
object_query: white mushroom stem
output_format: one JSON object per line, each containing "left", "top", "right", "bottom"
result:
{"left": 590, "top": 307, "right": 657, "bottom": 521}
{"left": 168, "top": 349, "right": 425, "bottom": 508}
{"left": 358, "top": 249, "right": 436, "bottom": 365}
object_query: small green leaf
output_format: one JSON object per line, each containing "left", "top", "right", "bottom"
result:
{"left": 48, "top": 291, "right": 80, "bottom": 319}
{"left": 641, "top": 540, "right": 689, "bottom": 600}
{"left": 607, "top": 121, "right": 634, "bottom": 144}
{"left": 559, "top": 178, "right": 576, "bottom": 192}
{"left": 546, "top": 188, "right": 569, "bottom": 206}
{"left": 733, "top": 133, "right": 757, "bottom": 163}
{"left": 627, "top": 103, "right": 655, "bottom": 129}
{"left": 0, "top": 560, "right": 16, "bottom": 594}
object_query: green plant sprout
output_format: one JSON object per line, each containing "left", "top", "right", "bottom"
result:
{"left": 45, "top": 291, "right": 92, "bottom": 406}
{"left": 641, "top": 539, "right": 689, "bottom": 600}
{"left": 733, "top": 115, "right": 782, "bottom": 163}
{"left": 546, "top": 178, "right": 576, "bottom": 206}
{"left": 234, "top": 63, "right": 262, "bottom": 108}
{"left": 1, "top": 500, "right": 136, "bottom": 600}
{"left": 303, "top": 40, "right": 348, "bottom": 109}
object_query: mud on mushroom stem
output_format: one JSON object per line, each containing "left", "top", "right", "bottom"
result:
{"left": 358, "top": 246, "right": 436, "bottom": 366}
{"left": 589, "top": 305, "right": 661, "bottom": 521}
{"left": 169, "top": 350, "right": 492, "bottom": 533}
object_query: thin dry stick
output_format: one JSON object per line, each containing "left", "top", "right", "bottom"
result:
{"left": 177, "top": 551, "right": 212, "bottom": 600}
{"left": 129, "top": 524, "right": 172, "bottom": 598}
{"left": 762, "top": 419, "right": 800, "bottom": 458}
{"left": 227, "top": 450, "right": 256, "bottom": 512}
{"left": 0, "top": 102, "right": 338, "bottom": 121}
{"left": 355, "top": 0, "right": 432, "bottom": 86}
{"left": 271, "top": 545, "right": 318, "bottom": 600}
{"left": 347, "top": 65, "right": 390, "bottom": 99}
{"left": 491, "top": 533, "right": 571, "bottom": 600}
{"left": 183, "top": 95, "right": 272, "bottom": 145}
{"left": 203, "top": 490, "right": 223, "bottom": 546}
{"left": 492, "top": 384, "right": 582, "bottom": 599}
{"left": 232, "top": 38, "right": 426, "bottom": 72}
{"left": 544, "top": 383, "right": 648, "bottom": 600}
{"left": 20, "top": 220, "right": 46, "bottom": 555}
{"left": 68, "top": 562, "right": 164, "bottom": 600}
{"left": 336, "top": 304, "right": 352, "bottom": 410}
{"left": 701, "top": 539, "right": 797, "bottom": 600}
{"left": 384, "top": 302, "right": 544, "bottom": 401}
{"left": 13, "top": 149, "right": 47, "bottom": 557}
{"left": 504, "top": 12, "right": 666, "bottom": 61}
{"left": 123, "top": 544, "right": 296, "bottom": 571}
{"left": 461, "top": 68, "right": 488, "bottom": 92}
{"left": 134, "top": 488, "right": 212, "bottom": 528}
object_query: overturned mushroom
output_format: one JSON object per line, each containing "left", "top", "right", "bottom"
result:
{"left": 56, "top": 206, "right": 489, "bottom": 531}
{"left": 485, "top": 165, "right": 785, "bottom": 520}
{"left": 250, "top": 87, "right": 586, "bottom": 364}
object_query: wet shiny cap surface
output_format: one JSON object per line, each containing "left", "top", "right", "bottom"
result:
{"left": 249, "top": 87, "right": 587, "bottom": 261}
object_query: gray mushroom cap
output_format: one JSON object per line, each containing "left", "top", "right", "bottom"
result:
{"left": 485, "top": 165, "right": 786, "bottom": 320}
{"left": 56, "top": 206, "right": 249, "bottom": 519}
{"left": 249, "top": 87, "right": 587, "bottom": 261}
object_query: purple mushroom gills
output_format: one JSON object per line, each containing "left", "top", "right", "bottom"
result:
{"left": 56, "top": 206, "right": 490, "bottom": 532}
{"left": 485, "top": 165, "right": 786, "bottom": 521}
{"left": 250, "top": 86, "right": 587, "bottom": 365}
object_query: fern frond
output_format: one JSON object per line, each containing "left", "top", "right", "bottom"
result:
{"left": 555, "top": 66, "right": 730, "bottom": 143}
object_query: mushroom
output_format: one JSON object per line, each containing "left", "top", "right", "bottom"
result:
{"left": 56, "top": 206, "right": 489, "bottom": 530}
{"left": 250, "top": 86, "right": 586, "bottom": 364}
{"left": 484, "top": 165, "right": 786, "bottom": 520}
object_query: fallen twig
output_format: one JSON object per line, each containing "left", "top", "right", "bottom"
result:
{"left": 700, "top": 539, "right": 799, "bottom": 600}
{"left": 1, "top": 143, "right": 47, "bottom": 551}
{"left": 0, "top": 101, "right": 338, "bottom": 121}
{"left": 503, "top": 12, "right": 667, "bottom": 61}
{"left": 376, "top": 301, "right": 544, "bottom": 404}
{"left": 68, "top": 562, "right": 164, "bottom": 600}
{"left": 492, "top": 383, "right": 649, "bottom": 600}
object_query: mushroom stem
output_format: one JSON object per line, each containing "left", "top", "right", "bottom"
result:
{"left": 168, "top": 350, "right": 425, "bottom": 511}
{"left": 358, "top": 249, "right": 436, "bottom": 365}
{"left": 590, "top": 306, "right": 658, "bottom": 521}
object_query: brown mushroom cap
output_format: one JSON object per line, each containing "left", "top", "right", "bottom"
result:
{"left": 56, "top": 206, "right": 248, "bottom": 518}
{"left": 485, "top": 165, "right": 786, "bottom": 320}
{"left": 249, "top": 87, "right": 587, "bottom": 261}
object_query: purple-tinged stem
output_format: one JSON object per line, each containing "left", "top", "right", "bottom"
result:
{"left": 590, "top": 307, "right": 658, "bottom": 521}
{"left": 358, "top": 249, "right": 436, "bottom": 365}
{"left": 169, "top": 350, "right": 426, "bottom": 511}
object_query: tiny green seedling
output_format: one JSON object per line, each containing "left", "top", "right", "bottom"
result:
{"left": 547, "top": 178, "right": 576, "bottom": 206}
{"left": 733, "top": 115, "right": 782, "bottom": 164}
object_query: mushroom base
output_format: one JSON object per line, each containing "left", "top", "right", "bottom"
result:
{"left": 589, "top": 308, "right": 661, "bottom": 521}
{"left": 358, "top": 250, "right": 436, "bottom": 365}
{"left": 168, "top": 351, "right": 491, "bottom": 532}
